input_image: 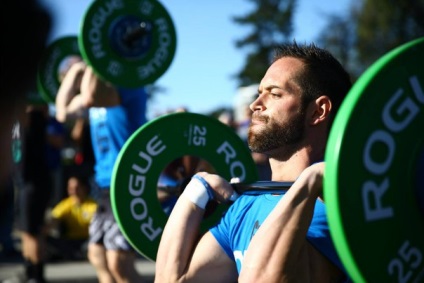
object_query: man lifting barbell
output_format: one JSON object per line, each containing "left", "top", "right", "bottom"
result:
{"left": 155, "top": 41, "right": 352, "bottom": 283}
{"left": 35, "top": 0, "right": 178, "bottom": 280}
{"left": 105, "top": 30, "right": 422, "bottom": 282}
{"left": 153, "top": 37, "right": 424, "bottom": 282}
{"left": 55, "top": 58, "right": 148, "bottom": 283}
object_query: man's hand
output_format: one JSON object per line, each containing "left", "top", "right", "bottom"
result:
{"left": 194, "top": 172, "right": 239, "bottom": 204}
{"left": 296, "top": 161, "right": 325, "bottom": 201}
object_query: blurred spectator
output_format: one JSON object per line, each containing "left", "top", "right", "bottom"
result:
{"left": 70, "top": 118, "right": 95, "bottom": 173}
{"left": 233, "top": 84, "right": 259, "bottom": 141}
{"left": 67, "top": 117, "right": 96, "bottom": 201}
{"left": 0, "top": 119, "right": 26, "bottom": 260}
{"left": 45, "top": 173, "right": 97, "bottom": 261}
{"left": 218, "top": 109, "right": 237, "bottom": 131}
{"left": 0, "top": 176, "right": 20, "bottom": 259}
{"left": 45, "top": 106, "right": 66, "bottom": 208}
{"left": 157, "top": 155, "right": 217, "bottom": 216}
{"left": 16, "top": 103, "right": 53, "bottom": 283}
{"left": 1, "top": 0, "right": 51, "bottom": 189}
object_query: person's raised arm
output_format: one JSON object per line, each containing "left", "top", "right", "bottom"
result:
{"left": 79, "top": 65, "right": 120, "bottom": 107}
{"left": 55, "top": 61, "right": 88, "bottom": 123}
{"left": 155, "top": 172, "right": 238, "bottom": 283}
{"left": 239, "top": 162, "right": 338, "bottom": 283}
{"left": 55, "top": 63, "right": 122, "bottom": 123}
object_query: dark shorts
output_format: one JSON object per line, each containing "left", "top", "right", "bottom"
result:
{"left": 18, "top": 182, "right": 52, "bottom": 235}
{"left": 88, "top": 190, "right": 133, "bottom": 251}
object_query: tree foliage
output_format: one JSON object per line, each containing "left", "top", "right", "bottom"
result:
{"left": 232, "top": 0, "right": 297, "bottom": 87}
{"left": 318, "top": 0, "right": 424, "bottom": 80}
{"left": 233, "top": 0, "right": 423, "bottom": 84}
{"left": 355, "top": 0, "right": 424, "bottom": 67}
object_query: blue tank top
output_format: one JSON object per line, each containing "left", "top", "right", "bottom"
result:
{"left": 210, "top": 192, "right": 346, "bottom": 275}
{"left": 89, "top": 87, "right": 147, "bottom": 189}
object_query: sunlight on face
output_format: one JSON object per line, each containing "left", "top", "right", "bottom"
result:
{"left": 247, "top": 107, "right": 306, "bottom": 153}
{"left": 248, "top": 57, "right": 307, "bottom": 154}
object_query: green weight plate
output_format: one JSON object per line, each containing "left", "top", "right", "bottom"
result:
{"left": 79, "top": 0, "right": 177, "bottom": 88}
{"left": 111, "top": 112, "right": 259, "bottom": 261}
{"left": 325, "top": 37, "right": 424, "bottom": 282}
{"left": 37, "top": 36, "right": 81, "bottom": 103}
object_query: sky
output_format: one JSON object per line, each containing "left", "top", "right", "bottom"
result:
{"left": 39, "top": 0, "right": 351, "bottom": 120}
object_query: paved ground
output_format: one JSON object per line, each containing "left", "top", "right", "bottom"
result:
{"left": 0, "top": 221, "right": 156, "bottom": 283}
{"left": 0, "top": 254, "right": 155, "bottom": 283}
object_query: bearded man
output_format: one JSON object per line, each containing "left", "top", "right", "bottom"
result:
{"left": 155, "top": 42, "right": 352, "bottom": 283}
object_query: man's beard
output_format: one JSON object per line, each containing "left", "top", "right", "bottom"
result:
{"left": 247, "top": 109, "right": 306, "bottom": 154}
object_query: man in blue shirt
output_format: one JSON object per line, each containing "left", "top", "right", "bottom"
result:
{"left": 55, "top": 59, "right": 147, "bottom": 283}
{"left": 156, "top": 42, "right": 352, "bottom": 282}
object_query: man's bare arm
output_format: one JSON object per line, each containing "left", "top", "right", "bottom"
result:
{"left": 155, "top": 173, "right": 238, "bottom": 283}
{"left": 79, "top": 65, "right": 120, "bottom": 107}
{"left": 55, "top": 63, "right": 121, "bottom": 123}
{"left": 55, "top": 61, "right": 87, "bottom": 122}
{"left": 239, "top": 163, "right": 331, "bottom": 283}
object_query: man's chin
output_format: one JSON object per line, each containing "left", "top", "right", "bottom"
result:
{"left": 249, "top": 123, "right": 267, "bottom": 132}
{"left": 247, "top": 140, "right": 264, "bottom": 153}
{"left": 248, "top": 126, "right": 265, "bottom": 139}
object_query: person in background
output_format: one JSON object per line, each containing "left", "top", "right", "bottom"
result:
{"left": 45, "top": 173, "right": 97, "bottom": 261}
{"left": 1, "top": 0, "right": 51, "bottom": 189}
{"left": 155, "top": 42, "right": 352, "bottom": 282}
{"left": 55, "top": 58, "right": 147, "bottom": 283}
{"left": 218, "top": 109, "right": 237, "bottom": 132}
{"left": 45, "top": 107, "right": 66, "bottom": 208}
{"left": 70, "top": 117, "right": 95, "bottom": 176}
{"left": 17, "top": 103, "right": 53, "bottom": 283}
{"left": 0, "top": 176, "right": 20, "bottom": 259}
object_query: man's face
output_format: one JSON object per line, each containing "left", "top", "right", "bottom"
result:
{"left": 248, "top": 57, "right": 307, "bottom": 155}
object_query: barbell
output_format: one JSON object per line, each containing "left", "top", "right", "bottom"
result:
{"left": 111, "top": 37, "right": 424, "bottom": 282}
{"left": 36, "top": 0, "right": 177, "bottom": 103}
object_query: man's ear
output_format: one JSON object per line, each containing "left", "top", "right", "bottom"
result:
{"left": 308, "top": 95, "right": 332, "bottom": 126}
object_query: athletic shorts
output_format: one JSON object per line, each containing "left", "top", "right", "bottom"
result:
{"left": 88, "top": 190, "right": 133, "bottom": 251}
{"left": 18, "top": 182, "right": 52, "bottom": 235}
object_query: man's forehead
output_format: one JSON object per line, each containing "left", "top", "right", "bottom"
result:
{"left": 259, "top": 57, "right": 304, "bottom": 90}
{"left": 269, "top": 57, "right": 304, "bottom": 75}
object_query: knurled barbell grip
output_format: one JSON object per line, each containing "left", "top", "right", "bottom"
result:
{"left": 231, "top": 181, "right": 294, "bottom": 194}
{"left": 157, "top": 180, "right": 294, "bottom": 196}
